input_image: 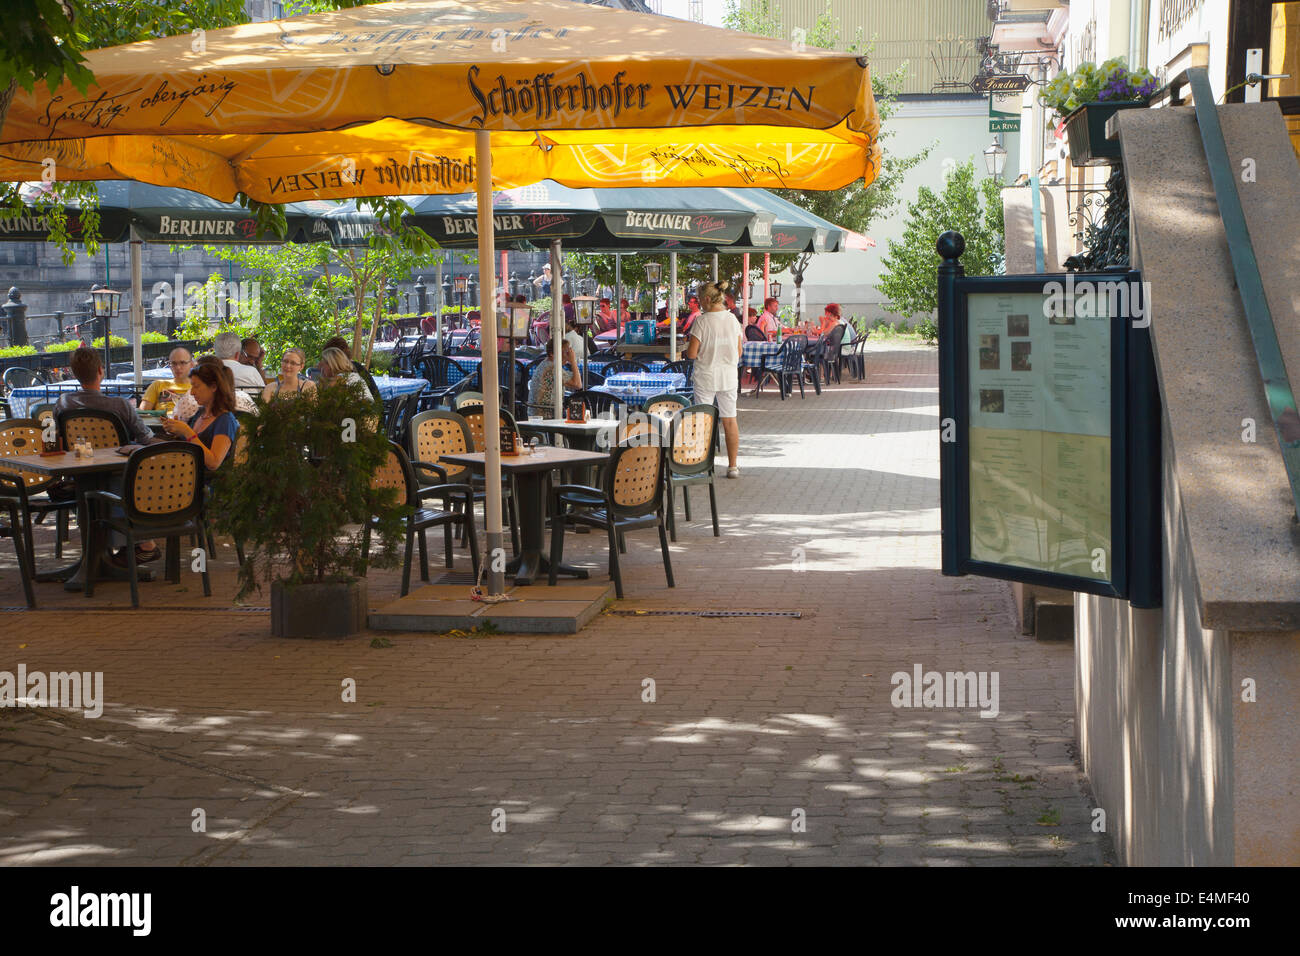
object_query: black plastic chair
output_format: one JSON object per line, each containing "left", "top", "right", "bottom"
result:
{"left": 666, "top": 404, "right": 720, "bottom": 541}
{"left": 660, "top": 359, "right": 694, "bottom": 382}
{"left": 0, "top": 494, "right": 36, "bottom": 607}
{"left": 756, "top": 335, "right": 809, "bottom": 400}
{"left": 817, "top": 324, "right": 847, "bottom": 386}
{"left": 3, "top": 367, "right": 43, "bottom": 390}
{"left": 384, "top": 390, "right": 424, "bottom": 446}
{"left": 843, "top": 332, "right": 870, "bottom": 381}
{"left": 582, "top": 368, "right": 607, "bottom": 388}
{"left": 351, "top": 360, "right": 384, "bottom": 405}
{"left": 84, "top": 443, "right": 211, "bottom": 608}
{"left": 568, "top": 389, "right": 625, "bottom": 417}
{"left": 363, "top": 442, "right": 478, "bottom": 596}
{"left": 548, "top": 441, "right": 674, "bottom": 599}
{"left": 602, "top": 359, "right": 652, "bottom": 376}
{"left": 421, "top": 355, "right": 473, "bottom": 406}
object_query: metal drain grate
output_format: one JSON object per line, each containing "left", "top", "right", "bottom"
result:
{"left": 611, "top": 609, "right": 802, "bottom": 619}
{"left": 0, "top": 605, "right": 270, "bottom": 613}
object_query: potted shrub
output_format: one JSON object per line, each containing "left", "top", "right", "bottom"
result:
{"left": 1040, "top": 58, "right": 1157, "bottom": 166}
{"left": 210, "top": 379, "right": 407, "bottom": 638}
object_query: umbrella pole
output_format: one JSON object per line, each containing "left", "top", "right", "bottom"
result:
{"left": 130, "top": 226, "right": 143, "bottom": 388}
{"left": 435, "top": 260, "right": 443, "bottom": 356}
{"left": 743, "top": 252, "right": 750, "bottom": 326}
{"left": 669, "top": 252, "right": 677, "bottom": 362}
{"left": 550, "top": 239, "right": 563, "bottom": 421}
{"left": 614, "top": 253, "right": 622, "bottom": 344}
{"left": 475, "top": 130, "right": 505, "bottom": 598}
{"left": 764, "top": 253, "right": 770, "bottom": 301}
{"left": 501, "top": 250, "right": 514, "bottom": 413}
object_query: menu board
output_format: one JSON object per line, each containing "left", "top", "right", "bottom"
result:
{"left": 966, "top": 291, "right": 1112, "bottom": 581}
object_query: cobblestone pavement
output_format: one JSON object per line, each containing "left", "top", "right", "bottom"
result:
{"left": 0, "top": 343, "right": 1111, "bottom": 866}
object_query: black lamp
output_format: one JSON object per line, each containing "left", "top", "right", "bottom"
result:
{"left": 91, "top": 286, "right": 121, "bottom": 370}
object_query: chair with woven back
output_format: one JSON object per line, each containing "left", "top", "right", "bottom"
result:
{"left": 643, "top": 393, "right": 689, "bottom": 419}
{"left": 0, "top": 418, "right": 75, "bottom": 589}
{"left": 83, "top": 442, "right": 211, "bottom": 607}
{"left": 666, "top": 403, "right": 720, "bottom": 541}
{"left": 362, "top": 441, "right": 478, "bottom": 596}
{"left": 452, "top": 390, "right": 484, "bottom": 412}
{"left": 433, "top": 405, "right": 520, "bottom": 555}
{"left": 57, "top": 407, "right": 130, "bottom": 450}
{"left": 548, "top": 440, "right": 675, "bottom": 599}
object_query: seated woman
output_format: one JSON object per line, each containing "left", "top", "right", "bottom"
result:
{"left": 319, "top": 347, "right": 365, "bottom": 389}
{"left": 528, "top": 340, "right": 581, "bottom": 413}
{"left": 262, "top": 347, "right": 316, "bottom": 402}
{"left": 815, "top": 303, "right": 841, "bottom": 338}
{"left": 161, "top": 361, "right": 237, "bottom": 470}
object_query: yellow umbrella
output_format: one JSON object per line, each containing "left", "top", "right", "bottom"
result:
{"left": 0, "top": 0, "right": 882, "bottom": 596}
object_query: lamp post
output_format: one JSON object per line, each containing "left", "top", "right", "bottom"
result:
{"left": 91, "top": 286, "right": 121, "bottom": 372}
{"left": 453, "top": 273, "right": 469, "bottom": 336}
{"left": 770, "top": 280, "right": 783, "bottom": 340}
{"left": 984, "top": 135, "right": 1008, "bottom": 181}
{"left": 644, "top": 261, "right": 662, "bottom": 320}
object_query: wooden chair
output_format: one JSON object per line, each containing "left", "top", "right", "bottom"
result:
{"left": 548, "top": 441, "right": 674, "bottom": 599}
{"left": 666, "top": 404, "right": 720, "bottom": 541}
{"left": 364, "top": 442, "right": 478, "bottom": 596}
{"left": 84, "top": 443, "right": 211, "bottom": 607}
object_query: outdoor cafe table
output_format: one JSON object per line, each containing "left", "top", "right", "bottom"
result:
{"left": 0, "top": 446, "right": 158, "bottom": 591}
{"left": 372, "top": 375, "right": 431, "bottom": 401}
{"left": 439, "top": 445, "right": 609, "bottom": 586}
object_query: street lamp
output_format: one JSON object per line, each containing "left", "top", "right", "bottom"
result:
{"left": 770, "top": 280, "right": 782, "bottom": 300}
{"left": 984, "top": 135, "right": 1008, "bottom": 180}
{"left": 644, "top": 261, "right": 662, "bottom": 319}
{"left": 453, "top": 273, "right": 469, "bottom": 332}
{"left": 91, "top": 286, "right": 121, "bottom": 372}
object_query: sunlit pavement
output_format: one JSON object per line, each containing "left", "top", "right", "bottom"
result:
{"left": 0, "top": 342, "right": 1110, "bottom": 865}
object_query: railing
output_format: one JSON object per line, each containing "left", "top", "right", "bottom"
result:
{"left": 1140, "top": 65, "right": 1300, "bottom": 522}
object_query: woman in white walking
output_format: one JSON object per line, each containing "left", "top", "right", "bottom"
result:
{"left": 684, "top": 280, "right": 744, "bottom": 478}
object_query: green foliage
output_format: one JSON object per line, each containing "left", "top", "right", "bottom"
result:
{"left": 1, "top": 0, "right": 94, "bottom": 98}
{"left": 913, "top": 318, "right": 939, "bottom": 344}
{"left": 90, "top": 335, "right": 129, "bottom": 348}
{"left": 1039, "top": 58, "right": 1157, "bottom": 120}
{"left": 42, "top": 339, "right": 82, "bottom": 353}
{"left": 877, "top": 161, "right": 1005, "bottom": 319}
{"left": 368, "top": 350, "right": 394, "bottom": 374}
{"left": 210, "top": 379, "right": 406, "bottom": 599}
{"left": 140, "top": 331, "right": 170, "bottom": 344}
{"left": 0, "top": 344, "right": 38, "bottom": 358}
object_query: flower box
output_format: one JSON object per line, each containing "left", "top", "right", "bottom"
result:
{"left": 1064, "top": 101, "right": 1147, "bottom": 166}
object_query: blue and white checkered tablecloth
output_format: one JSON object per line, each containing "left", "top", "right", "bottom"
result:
{"left": 593, "top": 372, "right": 688, "bottom": 407}
{"left": 740, "top": 341, "right": 784, "bottom": 366}
{"left": 373, "top": 376, "right": 430, "bottom": 401}
{"left": 6, "top": 382, "right": 142, "bottom": 420}
{"left": 113, "top": 367, "right": 174, "bottom": 382}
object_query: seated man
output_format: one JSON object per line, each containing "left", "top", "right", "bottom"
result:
{"left": 56, "top": 346, "right": 154, "bottom": 446}
{"left": 528, "top": 341, "right": 581, "bottom": 414}
{"left": 55, "top": 347, "right": 160, "bottom": 565}
{"left": 214, "top": 330, "right": 267, "bottom": 389}
{"left": 139, "top": 347, "right": 194, "bottom": 414}
{"left": 239, "top": 336, "right": 268, "bottom": 382}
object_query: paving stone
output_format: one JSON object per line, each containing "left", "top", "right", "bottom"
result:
{"left": 0, "top": 345, "right": 1110, "bottom": 867}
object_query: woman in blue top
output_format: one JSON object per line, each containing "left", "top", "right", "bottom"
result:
{"left": 161, "top": 361, "right": 238, "bottom": 469}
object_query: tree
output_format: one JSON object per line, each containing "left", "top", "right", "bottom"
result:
{"left": 876, "top": 161, "right": 1005, "bottom": 318}
{"left": 721, "top": 1, "right": 932, "bottom": 314}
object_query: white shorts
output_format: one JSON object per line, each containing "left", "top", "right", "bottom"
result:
{"left": 693, "top": 385, "right": 737, "bottom": 418}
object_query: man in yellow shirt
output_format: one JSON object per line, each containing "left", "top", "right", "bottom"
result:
{"left": 139, "top": 347, "right": 194, "bottom": 414}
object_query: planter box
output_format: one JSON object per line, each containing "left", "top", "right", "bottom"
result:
{"left": 271, "top": 578, "right": 368, "bottom": 638}
{"left": 1064, "top": 101, "right": 1147, "bottom": 166}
